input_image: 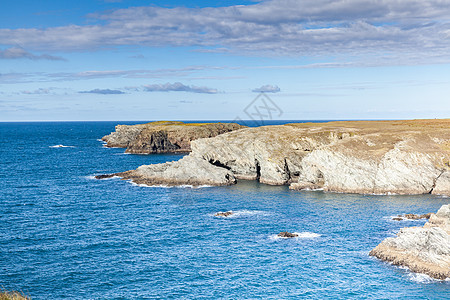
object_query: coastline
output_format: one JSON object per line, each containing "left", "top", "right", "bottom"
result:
{"left": 100, "top": 119, "right": 450, "bottom": 197}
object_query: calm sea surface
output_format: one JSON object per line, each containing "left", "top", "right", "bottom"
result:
{"left": 0, "top": 121, "right": 449, "bottom": 299}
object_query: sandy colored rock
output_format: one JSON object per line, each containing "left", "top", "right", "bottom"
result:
{"left": 370, "top": 204, "right": 450, "bottom": 280}
{"left": 102, "top": 121, "right": 244, "bottom": 153}
{"left": 214, "top": 211, "right": 234, "bottom": 217}
{"left": 110, "top": 119, "right": 450, "bottom": 194}
{"left": 191, "top": 119, "right": 450, "bottom": 195}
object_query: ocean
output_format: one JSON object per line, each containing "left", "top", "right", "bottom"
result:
{"left": 0, "top": 121, "right": 449, "bottom": 299}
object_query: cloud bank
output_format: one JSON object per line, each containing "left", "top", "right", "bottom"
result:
{"left": 79, "top": 89, "right": 125, "bottom": 94}
{"left": 1, "top": 0, "right": 450, "bottom": 64}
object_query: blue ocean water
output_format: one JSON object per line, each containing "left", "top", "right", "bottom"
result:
{"left": 0, "top": 121, "right": 449, "bottom": 299}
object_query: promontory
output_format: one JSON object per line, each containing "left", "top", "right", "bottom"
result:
{"left": 102, "top": 119, "right": 450, "bottom": 196}
{"left": 102, "top": 121, "right": 244, "bottom": 153}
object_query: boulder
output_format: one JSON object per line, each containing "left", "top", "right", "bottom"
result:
{"left": 214, "top": 211, "right": 234, "bottom": 217}
{"left": 277, "top": 232, "right": 299, "bottom": 238}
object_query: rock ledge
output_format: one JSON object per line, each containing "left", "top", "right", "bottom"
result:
{"left": 370, "top": 204, "right": 450, "bottom": 280}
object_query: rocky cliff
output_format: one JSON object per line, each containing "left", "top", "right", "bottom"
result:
{"left": 106, "top": 119, "right": 450, "bottom": 194}
{"left": 370, "top": 204, "right": 450, "bottom": 280}
{"left": 102, "top": 121, "right": 245, "bottom": 154}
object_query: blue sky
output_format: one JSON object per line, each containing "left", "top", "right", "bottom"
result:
{"left": 1, "top": 0, "right": 450, "bottom": 121}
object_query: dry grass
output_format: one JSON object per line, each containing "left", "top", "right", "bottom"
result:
{"left": 0, "top": 289, "right": 31, "bottom": 300}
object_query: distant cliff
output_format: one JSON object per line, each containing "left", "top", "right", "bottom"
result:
{"left": 102, "top": 121, "right": 245, "bottom": 154}
{"left": 108, "top": 119, "right": 450, "bottom": 196}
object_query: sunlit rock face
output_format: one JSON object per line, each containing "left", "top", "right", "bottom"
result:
{"left": 370, "top": 204, "right": 450, "bottom": 280}
{"left": 113, "top": 119, "right": 450, "bottom": 195}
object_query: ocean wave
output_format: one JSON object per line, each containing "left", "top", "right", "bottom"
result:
{"left": 129, "top": 181, "right": 213, "bottom": 189}
{"left": 270, "top": 232, "right": 321, "bottom": 240}
{"left": 49, "top": 144, "right": 75, "bottom": 148}
{"left": 407, "top": 272, "right": 441, "bottom": 283}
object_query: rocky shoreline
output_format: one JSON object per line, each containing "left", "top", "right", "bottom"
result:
{"left": 370, "top": 204, "right": 450, "bottom": 280}
{"left": 101, "top": 119, "right": 450, "bottom": 195}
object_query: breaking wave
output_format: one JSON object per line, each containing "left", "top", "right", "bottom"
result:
{"left": 270, "top": 232, "right": 321, "bottom": 240}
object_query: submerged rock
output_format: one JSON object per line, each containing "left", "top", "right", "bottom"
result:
{"left": 214, "top": 211, "right": 234, "bottom": 217}
{"left": 392, "top": 213, "right": 432, "bottom": 221}
{"left": 370, "top": 204, "right": 450, "bottom": 280}
{"left": 101, "top": 121, "right": 244, "bottom": 154}
{"left": 94, "top": 174, "right": 116, "bottom": 179}
{"left": 403, "top": 213, "right": 432, "bottom": 220}
{"left": 277, "top": 232, "right": 299, "bottom": 238}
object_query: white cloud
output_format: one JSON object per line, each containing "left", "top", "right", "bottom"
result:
{"left": 143, "top": 82, "right": 218, "bottom": 94}
{"left": 21, "top": 88, "right": 52, "bottom": 95}
{"left": 1, "top": 1, "right": 450, "bottom": 64}
{"left": 252, "top": 84, "right": 281, "bottom": 93}
{"left": 79, "top": 89, "right": 125, "bottom": 94}
{"left": 0, "top": 47, "right": 65, "bottom": 60}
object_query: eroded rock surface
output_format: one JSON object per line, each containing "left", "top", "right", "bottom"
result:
{"left": 107, "top": 119, "right": 450, "bottom": 195}
{"left": 102, "top": 121, "right": 244, "bottom": 154}
{"left": 370, "top": 204, "right": 450, "bottom": 280}
{"left": 115, "top": 156, "right": 236, "bottom": 187}
{"left": 191, "top": 119, "right": 450, "bottom": 195}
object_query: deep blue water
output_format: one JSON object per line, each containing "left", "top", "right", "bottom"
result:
{"left": 0, "top": 121, "right": 449, "bottom": 299}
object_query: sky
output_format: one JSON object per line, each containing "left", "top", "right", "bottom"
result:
{"left": 1, "top": 0, "right": 450, "bottom": 121}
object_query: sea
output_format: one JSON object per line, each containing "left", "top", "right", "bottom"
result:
{"left": 0, "top": 121, "right": 449, "bottom": 299}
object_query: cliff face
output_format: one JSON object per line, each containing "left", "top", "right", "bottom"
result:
{"left": 370, "top": 204, "right": 450, "bottom": 280}
{"left": 192, "top": 119, "right": 450, "bottom": 194}
{"left": 110, "top": 119, "right": 450, "bottom": 194}
{"left": 102, "top": 121, "right": 245, "bottom": 154}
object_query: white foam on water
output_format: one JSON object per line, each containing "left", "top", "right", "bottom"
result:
{"left": 383, "top": 262, "right": 448, "bottom": 283}
{"left": 113, "top": 153, "right": 131, "bottom": 155}
{"left": 85, "top": 175, "right": 121, "bottom": 180}
{"left": 300, "top": 187, "right": 324, "bottom": 191}
{"left": 408, "top": 272, "right": 434, "bottom": 283}
{"left": 129, "top": 181, "right": 213, "bottom": 189}
{"left": 407, "top": 271, "right": 447, "bottom": 284}
{"left": 270, "top": 231, "right": 321, "bottom": 241}
{"left": 49, "top": 145, "right": 75, "bottom": 148}
{"left": 212, "top": 209, "right": 269, "bottom": 218}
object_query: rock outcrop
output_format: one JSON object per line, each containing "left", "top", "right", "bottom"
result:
{"left": 115, "top": 155, "right": 236, "bottom": 187}
{"left": 278, "top": 232, "right": 299, "bottom": 238}
{"left": 106, "top": 119, "right": 450, "bottom": 194}
{"left": 370, "top": 204, "right": 450, "bottom": 280}
{"left": 102, "top": 121, "right": 244, "bottom": 154}
{"left": 215, "top": 211, "right": 234, "bottom": 217}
